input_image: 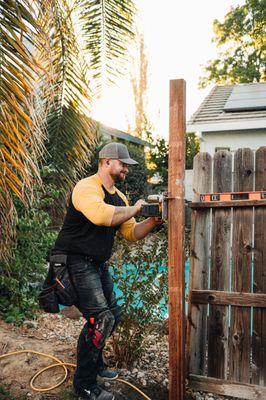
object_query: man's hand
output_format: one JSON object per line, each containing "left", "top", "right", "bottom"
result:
{"left": 111, "top": 199, "right": 145, "bottom": 226}
{"left": 133, "top": 199, "right": 146, "bottom": 216}
{"left": 150, "top": 216, "right": 164, "bottom": 224}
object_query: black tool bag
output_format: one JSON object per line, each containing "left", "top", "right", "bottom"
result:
{"left": 38, "top": 253, "right": 77, "bottom": 313}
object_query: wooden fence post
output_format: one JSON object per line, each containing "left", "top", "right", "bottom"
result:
{"left": 168, "top": 79, "right": 186, "bottom": 400}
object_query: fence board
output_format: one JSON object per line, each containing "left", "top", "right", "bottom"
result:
{"left": 191, "top": 290, "right": 266, "bottom": 308}
{"left": 229, "top": 148, "right": 254, "bottom": 383}
{"left": 252, "top": 147, "right": 266, "bottom": 386}
{"left": 189, "top": 200, "right": 266, "bottom": 209}
{"left": 189, "top": 375, "right": 266, "bottom": 400}
{"left": 187, "top": 152, "right": 212, "bottom": 375}
{"left": 207, "top": 150, "right": 232, "bottom": 379}
{"left": 188, "top": 147, "right": 266, "bottom": 398}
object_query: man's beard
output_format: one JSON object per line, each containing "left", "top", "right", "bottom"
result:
{"left": 111, "top": 172, "right": 126, "bottom": 183}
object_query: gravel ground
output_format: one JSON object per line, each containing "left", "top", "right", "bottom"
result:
{"left": 0, "top": 309, "right": 244, "bottom": 400}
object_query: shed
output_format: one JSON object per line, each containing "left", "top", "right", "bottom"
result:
{"left": 98, "top": 122, "right": 150, "bottom": 148}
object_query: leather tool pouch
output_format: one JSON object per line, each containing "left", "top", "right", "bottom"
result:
{"left": 38, "top": 254, "right": 77, "bottom": 313}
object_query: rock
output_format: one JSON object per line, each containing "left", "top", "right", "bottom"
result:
{"left": 60, "top": 306, "right": 83, "bottom": 319}
{"left": 0, "top": 312, "right": 238, "bottom": 400}
{"left": 119, "top": 368, "right": 128, "bottom": 376}
{"left": 23, "top": 320, "right": 38, "bottom": 329}
{"left": 195, "top": 394, "right": 204, "bottom": 400}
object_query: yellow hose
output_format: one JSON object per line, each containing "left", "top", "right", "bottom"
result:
{"left": 0, "top": 350, "right": 151, "bottom": 400}
{"left": 115, "top": 378, "right": 151, "bottom": 400}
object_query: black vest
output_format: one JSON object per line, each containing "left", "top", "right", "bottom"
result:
{"left": 53, "top": 186, "right": 126, "bottom": 262}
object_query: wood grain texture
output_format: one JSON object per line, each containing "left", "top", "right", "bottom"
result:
{"left": 187, "top": 152, "right": 212, "bottom": 376}
{"left": 191, "top": 290, "right": 266, "bottom": 307}
{"left": 229, "top": 148, "right": 254, "bottom": 383}
{"left": 189, "top": 375, "right": 266, "bottom": 400}
{"left": 168, "top": 79, "right": 186, "bottom": 400}
{"left": 252, "top": 147, "right": 266, "bottom": 386}
{"left": 187, "top": 147, "right": 266, "bottom": 397}
{"left": 189, "top": 200, "right": 266, "bottom": 209}
{"left": 208, "top": 151, "right": 232, "bottom": 379}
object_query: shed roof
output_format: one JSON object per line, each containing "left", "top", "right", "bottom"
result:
{"left": 99, "top": 123, "right": 151, "bottom": 147}
{"left": 187, "top": 83, "right": 266, "bottom": 133}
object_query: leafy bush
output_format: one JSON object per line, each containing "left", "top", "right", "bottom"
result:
{"left": 147, "top": 136, "right": 168, "bottom": 191}
{"left": 0, "top": 176, "right": 58, "bottom": 324}
{"left": 148, "top": 133, "right": 200, "bottom": 190}
{"left": 186, "top": 132, "right": 200, "bottom": 169}
{"left": 0, "top": 386, "right": 26, "bottom": 400}
{"left": 40, "top": 164, "right": 70, "bottom": 229}
{"left": 109, "top": 225, "right": 168, "bottom": 367}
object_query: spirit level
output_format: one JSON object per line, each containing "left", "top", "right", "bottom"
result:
{"left": 200, "top": 191, "right": 266, "bottom": 202}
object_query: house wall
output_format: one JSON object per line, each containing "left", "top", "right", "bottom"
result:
{"left": 185, "top": 169, "right": 193, "bottom": 201}
{"left": 200, "top": 129, "right": 266, "bottom": 155}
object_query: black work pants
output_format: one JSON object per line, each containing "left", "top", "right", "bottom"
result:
{"left": 68, "top": 255, "right": 122, "bottom": 390}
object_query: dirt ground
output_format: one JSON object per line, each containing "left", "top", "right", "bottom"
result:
{"left": 0, "top": 314, "right": 168, "bottom": 400}
{"left": 0, "top": 311, "right": 243, "bottom": 400}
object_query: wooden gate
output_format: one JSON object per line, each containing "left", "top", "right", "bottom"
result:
{"left": 187, "top": 148, "right": 266, "bottom": 400}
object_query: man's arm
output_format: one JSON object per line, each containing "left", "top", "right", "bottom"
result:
{"left": 73, "top": 179, "right": 145, "bottom": 227}
{"left": 110, "top": 199, "right": 145, "bottom": 226}
{"left": 133, "top": 217, "right": 158, "bottom": 240}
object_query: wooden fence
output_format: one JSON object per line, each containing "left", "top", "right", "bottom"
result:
{"left": 187, "top": 147, "right": 266, "bottom": 400}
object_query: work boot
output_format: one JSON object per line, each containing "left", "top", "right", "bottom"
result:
{"left": 74, "top": 384, "right": 114, "bottom": 400}
{"left": 97, "top": 349, "right": 118, "bottom": 380}
{"left": 98, "top": 368, "right": 118, "bottom": 380}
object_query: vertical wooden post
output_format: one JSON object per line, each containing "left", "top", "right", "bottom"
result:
{"left": 168, "top": 79, "right": 186, "bottom": 400}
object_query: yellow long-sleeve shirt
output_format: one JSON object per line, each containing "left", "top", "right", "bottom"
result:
{"left": 54, "top": 174, "right": 136, "bottom": 262}
{"left": 72, "top": 174, "right": 136, "bottom": 241}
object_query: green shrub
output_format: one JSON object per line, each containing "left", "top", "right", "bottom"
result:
{"left": 0, "top": 386, "right": 26, "bottom": 400}
{"left": 148, "top": 136, "right": 168, "bottom": 191}
{"left": 109, "top": 225, "right": 168, "bottom": 367}
{"left": 0, "top": 177, "right": 58, "bottom": 324}
{"left": 40, "top": 164, "right": 73, "bottom": 229}
{"left": 148, "top": 133, "right": 200, "bottom": 190}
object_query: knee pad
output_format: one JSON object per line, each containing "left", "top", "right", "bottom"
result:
{"left": 88, "top": 310, "right": 115, "bottom": 349}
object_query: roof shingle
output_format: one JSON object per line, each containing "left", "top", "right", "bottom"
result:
{"left": 188, "top": 83, "right": 266, "bottom": 127}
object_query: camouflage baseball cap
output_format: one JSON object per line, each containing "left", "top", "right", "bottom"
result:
{"left": 99, "top": 142, "right": 138, "bottom": 165}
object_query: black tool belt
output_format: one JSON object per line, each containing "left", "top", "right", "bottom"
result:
{"left": 38, "top": 253, "right": 78, "bottom": 313}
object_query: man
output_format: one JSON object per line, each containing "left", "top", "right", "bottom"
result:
{"left": 52, "top": 142, "right": 160, "bottom": 400}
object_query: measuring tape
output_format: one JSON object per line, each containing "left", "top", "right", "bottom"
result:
{"left": 200, "top": 191, "right": 266, "bottom": 202}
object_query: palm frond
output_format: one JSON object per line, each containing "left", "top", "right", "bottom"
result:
{"left": 0, "top": 0, "right": 135, "bottom": 259}
{"left": 0, "top": 0, "right": 47, "bottom": 259}
{"left": 39, "top": 0, "right": 97, "bottom": 189}
{"left": 78, "top": 0, "right": 136, "bottom": 94}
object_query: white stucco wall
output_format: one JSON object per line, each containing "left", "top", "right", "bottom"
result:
{"left": 200, "top": 130, "right": 266, "bottom": 156}
{"left": 185, "top": 169, "right": 193, "bottom": 201}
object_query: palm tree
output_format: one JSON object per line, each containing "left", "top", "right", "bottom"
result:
{"left": 0, "top": 0, "right": 45, "bottom": 258}
{"left": 78, "top": 0, "right": 136, "bottom": 92}
{"left": 0, "top": 0, "right": 136, "bottom": 259}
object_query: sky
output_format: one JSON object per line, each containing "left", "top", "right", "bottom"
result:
{"left": 91, "top": 0, "right": 245, "bottom": 139}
